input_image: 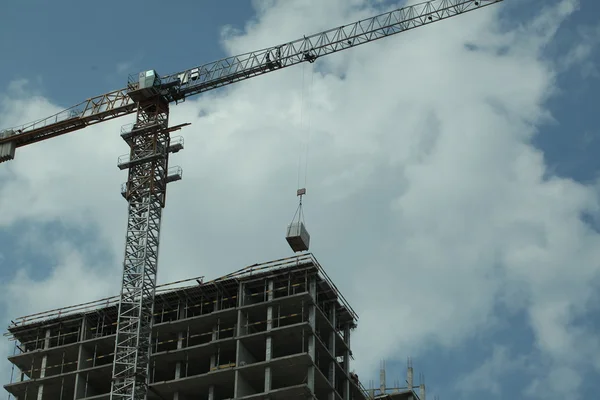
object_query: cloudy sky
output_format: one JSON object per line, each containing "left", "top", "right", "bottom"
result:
{"left": 1, "top": 0, "right": 600, "bottom": 399}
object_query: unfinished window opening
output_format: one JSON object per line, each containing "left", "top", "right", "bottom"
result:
{"left": 185, "top": 353, "right": 212, "bottom": 377}
{"left": 210, "top": 315, "right": 239, "bottom": 341}
{"left": 243, "top": 280, "right": 268, "bottom": 306}
{"left": 154, "top": 302, "right": 179, "bottom": 324}
{"left": 316, "top": 299, "right": 334, "bottom": 323}
{"left": 315, "top": 327, "right": 330, "bottom": 352}
{"left": 91, "top": 350, "right": 113, "bottom": 367}
{"left": 21, "top": 355, "right": 42, "bottom": 380}
{"left": 237, "top": 338, "right": 266, "bottom": 365}
{"left": 185, "top": 295, "right": 212, "bottom": 318}
{"left": 79, "top": 369, "right": 111, "bottom": 398}
{"left": 272, "top": 279, "right": 289, "bottom": 300}
{"left": 204, "top": 295, "right": 217, "bottom": 314}
{"left": 315, "top": 386, "right": 332, "bottom": 400}
{"left": 235, "top": 369, "right": 264, "bottom": 397}
{"left": 271, "top": 362, "right": 305, "bottom": 390}
{"left": 291, "top": 271, "right": 310, "bottom": 296}
{"left": 212, "top": 383, "right": 235, "bottom": 400}
{"left": 219, "top": 290, "right": 238, "bottom": 310}
{"left": 244, "top": 312, "right": 267, "bottom": 335}
{"left": 315, "top": 348, "right": 330, "bottom": 379}
{"left": 51, "top": 321, "right": 81, "bottom": 347}
{"left": 272, "top": 330, "right": 304, "bottom": 359}
{"left": 292, "top": 275, "right": 308, "bottom": 295}
{"left": 55, "top": 375, "right": 76, "bottom": 400}
{"left": 276, "top": 302, "right": 305, "bottom": 328}
{"left": 86, "top": 311, "right": 117, "bottom": 340}
{"left": 217, "top": 323, "right": 236, "bottom": 340}
{"left": 33, "top": 374, "right": 76, "bottom": 400}
{"left": 150, "top": 359, "right": 179, "bottom": 383}
{"left": 16, "top": 330, "right": 44, "bottom": 353}
{"left": 211, "top": 346, "right": 237, "bottom": 371}
{"left": 187, "top": 327, "right": 212, "bottom": 347}
{"left": 335, "top": 374, "right": 346, "bottom": 398}
{"left": 45, "top": 349, "right": 79, "bottom": 378}
{"left": 154, "top": 331, "right": 179, "bottom": 353}
{"left": 80, "top": 342, "right": 114, "bottom": 370}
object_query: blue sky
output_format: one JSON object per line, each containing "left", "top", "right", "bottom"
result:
{"left": 1, "top": 1, "right": 600, "bottom": 399}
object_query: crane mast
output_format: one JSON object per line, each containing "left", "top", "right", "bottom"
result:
{"left": 110, "top": 95, "right": 172, "bottom": 399}
{"left": 0, "top": 1, "right": 504, "bottom": 399}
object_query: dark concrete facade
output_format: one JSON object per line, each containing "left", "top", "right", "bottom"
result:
{"left": 4, "top": 254, "right": 368, "bottom": 400}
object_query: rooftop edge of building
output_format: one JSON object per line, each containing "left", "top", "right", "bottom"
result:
{"left": 6, "top": 253, "right": 358, "bottom": 339}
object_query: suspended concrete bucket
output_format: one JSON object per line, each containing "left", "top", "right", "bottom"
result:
{"left": 286, "top": 188, "right": 310, "bottom": 252}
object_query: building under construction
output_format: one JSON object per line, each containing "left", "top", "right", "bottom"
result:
{"left": 3, "top": 254, "right": 427, "bottom": 400}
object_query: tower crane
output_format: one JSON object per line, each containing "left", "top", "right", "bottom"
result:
{"left": 0, "top": 1, "right": 504, "bottom": 399}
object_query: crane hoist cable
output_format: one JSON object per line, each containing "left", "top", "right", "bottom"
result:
{"left": 304, "top": 62, "right": 314, "bottom": 189}
{"left": 287, "top": 62, "right": 314, "bottom": 253}
{"left": 296, "top": 61, "right": 314, "bottom": 192}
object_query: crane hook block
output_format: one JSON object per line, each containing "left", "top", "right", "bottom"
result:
{"left": 286, "top": 221, "right": 310, "bottom": 252}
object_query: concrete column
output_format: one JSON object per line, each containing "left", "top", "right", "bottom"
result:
{"left": 208, "top": 321, "right": 219, "bottom": 397}
{"left": 172, "top": 330, "right": 185, "bottom": 400}
{"left": 307, "top": 277, "right": 317, "bottom": 393}
{"left": 380, "top": 361, "right": 386, "bottom": 394}
{"left": 236, "top": 282, "right": 247, "bottom": 338}
{"left": 37, "top": 329, "right": 51, "bottom": 400}
{"left": 74, "top": 317, "right": 89, "bottom": 399}
{"left": 79, "top": 317, "right": 88, "bottom": 342}
{"left": 173, "top": 303, "right": 187, "bottom": 400}
{"left": 328, "top": 306, "right": 337, "bottom": 400}
{"left": 264, "top": 279, "right": 274, "bottom": 393}
{"left": 343, "top": 324, "right": 351, "bottom": 400}
{"left": 234, "top": 282, "right": 247, "bottom": 399}
{"left": 212, "top": 321, "right": 219, "bottom": 342}
{"left": 214, "top": 290, "right": 221, "bottom": 312}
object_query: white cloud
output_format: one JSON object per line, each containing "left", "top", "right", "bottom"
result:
{"left": 457, "top": 345, "right": 530, "bottom": 396}
{"left": 558, "top": 19, "right": 600, "bottom": 78}
{"left": 1, "top": 0, "right": 599, "bottom": 399}
{"left": 116, "top": 61, "right": 133, "bottom": 75}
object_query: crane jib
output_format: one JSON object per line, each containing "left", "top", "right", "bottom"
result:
{"left": 167, "top": 0, "right": 503, "bottom": 100}
{"left": 0, "top": 0, "right": 502, "bottom": 158}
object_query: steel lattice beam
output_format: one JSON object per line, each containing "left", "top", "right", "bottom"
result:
{"left": 0, "top": 0, "right": 503, "bottom": 153}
